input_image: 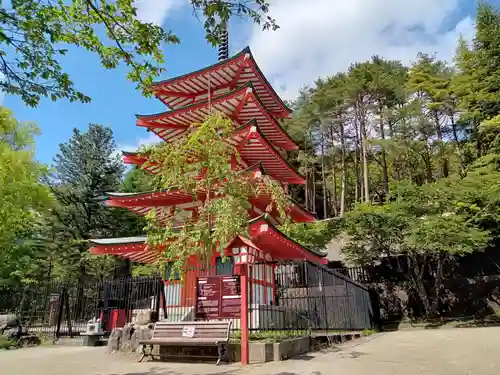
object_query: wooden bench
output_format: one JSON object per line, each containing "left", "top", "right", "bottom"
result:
{"left": 138, "top": 320, "right": 232, "bottom": 365}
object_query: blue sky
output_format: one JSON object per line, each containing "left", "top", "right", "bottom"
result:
{"left": 1, "top": 0, "right": 490, "bottom": 166}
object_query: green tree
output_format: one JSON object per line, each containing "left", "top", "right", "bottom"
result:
{"left": 48, "top": 124, "right": 132, "bottom": 279}
{"left": 343, "top": 181, "right": 489, "bottom": 317}
{"left": 142, "top": 112, "right": 291, "bottom": 277}
{"left": 454, "top": 3, "right": 500, "bottom": 157}
{"left": 120, "top": 167, "right": 154, "bottom": 193}
{"left": 0, "top": 107, "right": 51, "bottom": 283}
{"left": 0, "top": 0, "right": 277, "bottom": 106}
{"left": 281, "top": 220, "right": 338, "bottom": 252}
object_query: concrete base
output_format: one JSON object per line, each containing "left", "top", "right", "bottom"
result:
{"left": 82, "top": 334, "right": 101, "bottom": 347}
{"left": 229, "top": 337, "right": 311, "bottom": 363}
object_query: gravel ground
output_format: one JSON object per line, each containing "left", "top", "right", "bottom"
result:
{"left": 1, "top": 327, "right": 500, "bottom": 375}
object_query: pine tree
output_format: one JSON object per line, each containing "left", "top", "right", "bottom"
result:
{"left": 48, "top": 124, "right": 129, "bottom": 280}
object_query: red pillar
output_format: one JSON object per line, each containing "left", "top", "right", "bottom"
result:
{"left": 240, "top": 264, "right": 249, "bottom": 366}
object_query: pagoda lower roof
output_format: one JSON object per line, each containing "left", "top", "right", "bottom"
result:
{"left": 89, "top": 215, "right": 327, "bottom": 265}
{"left": 136, "top": 84, "right": 298, "bottom": 151}
{"left": 104, "top": 188, "right": 315, "bottom": 223}
{"left": 152, "top": 46, "right": 291, "bottom": 119}
{"left": 123, "top": 122, "right": 305, "bottom": 184}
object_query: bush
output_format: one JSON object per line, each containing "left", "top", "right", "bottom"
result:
{"left": 0, "top": 336, "right": 15, "bottom": 349}
{"left": 232, "top": 330, "right": 307, "bottom": 343}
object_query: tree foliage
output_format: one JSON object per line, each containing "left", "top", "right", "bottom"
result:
{"left": 142, "top": 112, "right": 291, "bottom": 277}
{"left": 46, "top": 124, "right": 137, "bottom": 280}
{"left": 0, "top": 0, "right": 277, "bottom": 106}
{"left": 0, "top": 107, "right": 51, "bottom": 283}
{"left": 282, "top": 3, "right": 500, "bottom": 317}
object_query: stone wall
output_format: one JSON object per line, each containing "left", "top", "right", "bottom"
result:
{"left": 107, "top": 324, "right": 153, "bottom": 354}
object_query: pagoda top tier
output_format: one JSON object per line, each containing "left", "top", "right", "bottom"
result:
{"left": 151, "top": 47, "right": 291, "bottom": 119}
{"left": 136, "top": 84, "right": 297, "bottom": 150}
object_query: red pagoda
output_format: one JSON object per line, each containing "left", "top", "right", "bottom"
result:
{"left": 89, "top": 46, "right": 327, "bottom": 325}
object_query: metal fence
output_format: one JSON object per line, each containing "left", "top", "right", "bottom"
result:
{"left": 163, "top": 260, "right": 374, "bottom": 333}
{"left": 0, "top": 262, "right": 374, "bottom": 338}
{"left": 0, "top": 276, "right": 165, "bottom": 338}
{"left": 253, "top": 261, "right": 374, "bottom": 332}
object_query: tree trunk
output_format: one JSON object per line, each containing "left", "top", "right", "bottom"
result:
{"left": 450, "top": 113, "right": 466, "bottom": 170}
{"left": 321, "top": 131, "right": 328, "bottom": 218}
{"left": 423, "top": 149, "right": 433, "bottom": 183}
{"left": 327, "top": 124, "right": 338, "bottom": 216}
{"left": 311, "top": 168, "right": 316, "bottom": 214}
{"left": 359, "top": 102, "right": 370, "bottom": 203}
{"left": 379, "top": 104, "right": 389, "bottom": 196}
{"left": 353, "top": 118, "right": 361, "bottom": 202}
{"left": 304, "top": 139, "right": 309, "bottom": 211}
{"left": 475, "top": 120, "right": 482, "bottom": 157}
{"left": 430, "top": 254, "right": 444, "bottom": 317}
{"left": 407, "top": 255, "right": 432, "bottom": 318}
{"left": 339, "top": 117, "right": 346, "bottom": 217}
{"left": 433, "top": 111, "right": 448, "bottom": 178}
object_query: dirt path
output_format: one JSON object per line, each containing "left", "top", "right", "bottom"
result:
{"left": 2, "top": 327, "right": 500, "bottom": 375}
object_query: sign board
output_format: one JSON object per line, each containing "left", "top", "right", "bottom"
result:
{"left": 182, "top": 325, "right": 195, "bottom": 338}
{"left": 196, "top": 276, "right": 241, "bottom": 319}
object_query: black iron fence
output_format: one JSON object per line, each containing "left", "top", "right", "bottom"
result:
{"left": 1, "top": 262, "right": 374, "bottom": 338}
{"left": 253, "top": 261, "right": 374, "bottom": 332}
{"left": 0, "top": 276, "right": 165, "bottom": 338}
{"left": 165, "top": 261, "right": 374, "bottom": 333}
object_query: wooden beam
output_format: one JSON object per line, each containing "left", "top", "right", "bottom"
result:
{"left": 154, "top": 89, "right": 198, "bottom": 98}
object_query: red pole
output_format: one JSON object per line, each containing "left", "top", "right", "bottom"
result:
{"left": 240, "top": 264, "right": 249, "bottom": 366}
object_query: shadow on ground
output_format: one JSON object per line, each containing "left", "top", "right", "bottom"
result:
{"left": 107, "top": 369, "right": 239, "bottom": 375}
{"left": 107, "top": 371, "right": 312, "bottom": 375}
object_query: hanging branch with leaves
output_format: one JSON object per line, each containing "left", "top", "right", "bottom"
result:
{"left": 141, "top": 112, "right": 291, "bottom": 277}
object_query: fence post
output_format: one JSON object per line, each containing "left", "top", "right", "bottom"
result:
{"left": 239, "top": 264, "right": 249, "bottom": 366}
{"left": 55, "top": 287, "right": 66, "bottom": 340}
{"left": 320, "top": 268, "right": 329, "bottom": 332}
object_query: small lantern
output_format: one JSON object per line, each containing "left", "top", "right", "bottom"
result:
{"left": 232, "top": 246, "right": 257, "bottom": 265}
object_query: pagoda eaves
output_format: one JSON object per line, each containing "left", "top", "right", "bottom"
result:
{"left": 151, "top": 47, "right": 291, "bottom": 119}
{"left": 136, "top": 84, "right": 298, "bottom": 151}
{"left": 104, "top": 189, "right": 316, "bottom": 223}
{"left": 89, "top": 215, "right": 327, "bottom": 265}
{"left": 123, "top": 122, "right": 305, "bottom": 184}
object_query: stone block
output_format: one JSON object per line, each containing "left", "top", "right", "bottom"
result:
{"left": 228, "top": 337, "right": 310, "bottom": 363}
{"left": 107, "top": 328, "right": 122, "bottom": 353}
{"left": 0, "top": 314, "right": 18, "bottom": 327}
{"left": 133, "top": 310, "right": 154, "bottom": 325}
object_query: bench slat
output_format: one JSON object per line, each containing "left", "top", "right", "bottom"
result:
{"left": 153, "top": 328, "right": 229, "bottom": 333}
{"left": 153, "top": 334, "right": 227, "bottom": 339}
{"left": 156, "top": 320, "right": 231, "bottom": 327}
{"left": 140, "top": 338, "right": 224, "bottom": 345}
{"left": 138, "top": 320, "right": 232, "bottom": 364}
{"left": 148, "top": 321, "right": 231, "bottom": 341}
{"left": 153, "top": 328, "right": 229, "bottom": 334}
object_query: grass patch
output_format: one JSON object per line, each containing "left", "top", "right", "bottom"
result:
{"left": 232, "top": 330, "right": 308, "bottom": 343}
{"left": 362, "top": 328, "right": 377, "bottom": 336}
{"left": 0, "top": 336, "right": 16, "bottom": 349}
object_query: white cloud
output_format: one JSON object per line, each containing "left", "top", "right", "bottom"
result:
{"left": 135, "top": 0, "right": 183, "bottom": 25}
{"left": 247, "top": 0, "right": 475, "bottom": 99}
{"left": 114, "top": 132, "right": 160, "bottom": 160}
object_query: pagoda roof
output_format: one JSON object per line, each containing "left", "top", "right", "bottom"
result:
{"left": 136, "top": 83, "right": 298, "bottom": 151}
{"left": 237, "top": 125, "right": 304, "bottom": 184}
{"left": 89, "top": 215, "right": 326, "bottom": 265}
{"left": 237, "top": 215, "right": 327, "bottom": 264}
{"left": 152, "top": 46, "right": 291, "bottom": 118}
{"left": 104, "top": 187, "right": 315, "bottom": 223}
{"left": 89, "top": 237, "right": 152, "bottom": 263}
{"left": 122, "top": 122, "right": 305, "bottom": 184}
